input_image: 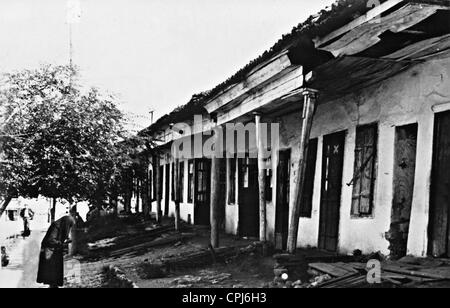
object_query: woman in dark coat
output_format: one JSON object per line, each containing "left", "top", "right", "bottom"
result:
{"left": 37, "top": 215, "right": 76, "bottom": 288}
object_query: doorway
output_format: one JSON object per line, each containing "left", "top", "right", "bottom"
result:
{"left": 318, "top": 131, "right": 346, "bottom": 252}
{"left": 238, "top": 156, "right": 259, "bottom": 238}
{"left": 388, "top": 124, "right": 417, "bottom": 259}
{"left": 194, "top": 158, "right": 211, "bottom": 225}
{"left": 429, "top": 111, "right": 450, "bottom": 257}
{"left": 275, "top": 149, "right": 291, "bottom": 250}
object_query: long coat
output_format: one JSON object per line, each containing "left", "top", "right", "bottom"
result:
{"left": 37, "top": 216, "right": 75, "bottom": 286}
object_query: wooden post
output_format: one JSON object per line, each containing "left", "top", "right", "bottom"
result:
{"left": 210, "top": 130, "right": 221, "bottom": 248}
{"left": 174, "top": 158, "right": 181, "bottom": 231}
{"left": 254, "top": 112, "right": 267, "bottom": 243}
{"left": 155, "top": 155, "right": 162, "bottom": 223}
{"left": 69, "top": 204, "right": 77, "bottom": 256}
{"left": 286, "top": 89, "right": 318, "bottom": 254}
{"left": 142, "top": 159, "right": 151, "bottom": 221}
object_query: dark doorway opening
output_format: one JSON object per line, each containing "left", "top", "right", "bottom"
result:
{"left": 318, "top": 131, "right": 346, "bottom": 252}
{"left": 164, "top": 164, "right": 170, "bottom": 216}
{"left": 275, "top": 149, "right": 291, "bottom": 250}
{"left": 194, "top": 159, "right": 211, "bottom": 225}
{"left": 429, "top": 111, "right": 450, "bottom": 257}
{"left": 238, "top": 156, "right": 259, "bottom": 238}
{"left": 388, "top": 123, "right": 417, "bottom": 259}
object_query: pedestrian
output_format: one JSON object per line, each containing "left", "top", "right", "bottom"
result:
{"left": 1, "top": 246, "right": 9, "bottom": 268}
{"left": 20, "top": 204, "right": 34, "bottom": 237}
{"left": 36, "top": 211, "right": 76, "bottom": 288}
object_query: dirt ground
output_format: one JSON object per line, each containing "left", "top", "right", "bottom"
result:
{"left": 65, "top": 216, "right": 276, "bottom": 288}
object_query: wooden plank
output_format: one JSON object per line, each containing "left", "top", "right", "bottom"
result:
{"left": 385, "top": 34, "right": 450, "bottom": 60}
{"left": 309, "top": 263, "right": 355, "bottom": 277}
{"left": 322, "top": 3, "right": 439, "bottom": 56}
{"left": 315, "top": 0, "right": 405, "bottom": 48}
{"left": 204, "top": 51, "right": 294, "bottom": 114}
{"left": 216, "top": 66, "right": 304, "bottom": 126}
{"left": 383, "top": 264, "right": 450, "bottom": 280}
{"left": 310, "top": 56, "right": 417, "bottom": 102}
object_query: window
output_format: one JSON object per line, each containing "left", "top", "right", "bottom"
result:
{"left": 300, "top": 138, "right": 318, "bottom": 218}
{"left": 228, "top": 158, "right": 236, "bottom": 204}
{"left": 179, "top": 162, "right": 184, "bottom": 202}
{"left": 188, "top": 160, "right": 194, "bottom": 203}
{"left": 351, "top": 124, "right": 378, "bottom": 217}
{"left": 148, "top": 169, "right": 153, "bottom": 201}
{"left": 265, "top": 157, "right": 273, "bottom": 202}
{"left": 158, "top": 165, "right": 163, "bottom": 199}
{"left": 242, "top": 157, "right": 250, "bottom": 188}
{"left": 171, "top": 163, "right": 175, "bottom": 201}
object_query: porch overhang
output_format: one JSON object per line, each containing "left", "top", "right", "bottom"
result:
{"left": 204, "top": 50, "right": 304, "bottom": 123}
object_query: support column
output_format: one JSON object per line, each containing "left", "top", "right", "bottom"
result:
{"left": 210, "top": 130, "right": 221, "bottom": 248}
{"left": 287, "top": 89, "right": 318, "bottom": 254}
{"left": 154, "top": 155, "right": 162, "bottom": 223}
{"left": 254, "top": 112, "right": 267, "bottom": 243}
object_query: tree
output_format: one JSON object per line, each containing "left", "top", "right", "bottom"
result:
{"left": 0, "top": 64, "right": 141, "bottom": 218}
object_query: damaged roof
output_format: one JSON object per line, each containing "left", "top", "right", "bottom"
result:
{"left": 142, "top": 0, "right": 449, "bottom": 135}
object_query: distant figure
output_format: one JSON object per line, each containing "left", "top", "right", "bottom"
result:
{"left": 20, "top": 204, "right": 34, "bottom": 238}
{"left": 36, "top": 214, "right": 76, "bottom": 288}
{"left": 1, "top": 246, "right": 9, "bottom": 268}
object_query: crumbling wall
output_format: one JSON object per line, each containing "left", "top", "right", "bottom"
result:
{"left": 280, "top": 54, "right": 450, "bottom": 256}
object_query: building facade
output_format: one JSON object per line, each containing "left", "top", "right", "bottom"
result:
{"left": 132, "top": 0, "right": 450, "bottom": 258}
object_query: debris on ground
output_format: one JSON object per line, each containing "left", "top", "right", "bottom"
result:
{"left": 102, "top": 265, "right": 139, "bottom": 288}
{"left": 170, "top": 270, "right": 233, "bottom": 288}
{"left": 136, "top": 262, "right": 167, "bottom": 279}
{"left": 306, "top": 256, "right": 450, "bottom": 288}
{"left": 161, "top": 242, "right": 262, "bottom": 271}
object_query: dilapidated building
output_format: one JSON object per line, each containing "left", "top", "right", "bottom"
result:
{"left": 132, "top": 0, "right": 450, "bottom": 259}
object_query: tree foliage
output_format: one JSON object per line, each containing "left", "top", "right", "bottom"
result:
{"left": 0, "top": 64, "right": 152, "bottom": 212}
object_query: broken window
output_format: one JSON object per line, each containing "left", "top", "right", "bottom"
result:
{"left": 228, "top": 157, "right": 236, "bottom": 204}
{"left": 351, "top": 124, "right": 378, "bottom": 217}
{"left": 300, "top": 138, "right": 318, "bottom": 218}
{"left": 188, "top": 160, "right": 194, "bottom": 203}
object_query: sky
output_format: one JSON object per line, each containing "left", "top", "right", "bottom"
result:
{"left": 0, "top": 0, "right": 336, "bottom": 131}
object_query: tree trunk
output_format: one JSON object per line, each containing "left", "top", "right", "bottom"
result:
{"left": 51, "top": 198, "right": 57, "bottom": 223}
{"left": 69, "top": 203, "right": 78, "bottom": 256}
{"left": 0, "top": 195, "right": 13, "bottom": 219}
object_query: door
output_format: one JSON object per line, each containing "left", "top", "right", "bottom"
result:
{"left": 388, "top": 124, "right": 417, "bottom": 259}
{"left": 275, "top": 149, "right": 291, "bottom": 250}
{"left": 319, "top": 131, "right": 346, "bottom": 252}
{"left": 194, "top": 159, "right": 211, "bottom": 225}
{"left": 429, "top": 111, "right": 450, "bottom": 257}
{"left": 164, "top": 164, "right": 170, "bottom": 216}
{"left": 219, "top": 160, "right": 227, "bottom": 230}
{"left": 238, "top": 156, "right": 259, "bottom": 238}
